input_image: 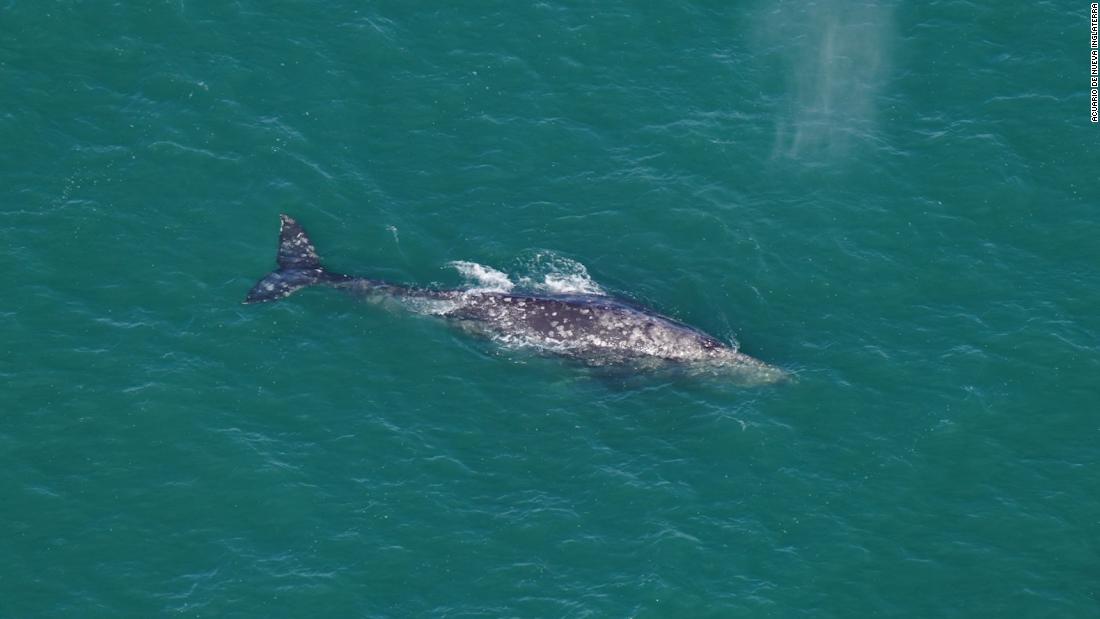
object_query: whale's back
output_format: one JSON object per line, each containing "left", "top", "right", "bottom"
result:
{"left": 444, "top": 292, "right": 725, "bottom": 362}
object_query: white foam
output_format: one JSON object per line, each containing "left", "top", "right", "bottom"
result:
{"left": 540, "top": 272, "right": 604, "bottom": 295}
{"left": 446, "top": 252, "right": 606, "bottom": 296}
{"left": 447, "top": 261, "right": 514, "bottom": 292}
{"left": 518, "top": 251, "right": 606, "bottom": 296}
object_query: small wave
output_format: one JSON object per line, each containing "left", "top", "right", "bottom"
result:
{"left": 517, "top": 251, "right": 606, "bottom": 295}
{"left": 447, "top": 261, "right": 514, "bottom": 292}
{"left": 447, "top": 252, "right": 606, "bottom": 297}
{"left": 540, "top": 273, "right": 604, "bottom": 295}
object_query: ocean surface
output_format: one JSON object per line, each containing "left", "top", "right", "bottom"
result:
{"left": 3, "top": 1, "right": 1098, "bottom": 617}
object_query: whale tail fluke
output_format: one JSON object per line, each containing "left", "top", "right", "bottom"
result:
{"left": 244, "top": 214, "right": 348, "bottom": 304}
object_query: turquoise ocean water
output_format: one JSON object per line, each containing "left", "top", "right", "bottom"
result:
{"left": 3, "top": 1, "right": 1098, "bottom": 616}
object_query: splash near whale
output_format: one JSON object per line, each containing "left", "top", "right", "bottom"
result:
{"left": 245, "top": 215, "right": 787, "bottom": 384}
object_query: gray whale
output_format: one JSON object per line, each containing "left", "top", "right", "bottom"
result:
{"left": 246, "top": 215, "right": 786, "bottom": 383}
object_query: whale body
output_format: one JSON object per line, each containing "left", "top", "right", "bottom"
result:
{"left": 245, "top": 215, "right": 786, "bottom": 383}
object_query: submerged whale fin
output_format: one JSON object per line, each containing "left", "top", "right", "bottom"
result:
{"left": 244, "top": 214, "right": 344, "bottom": 304}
